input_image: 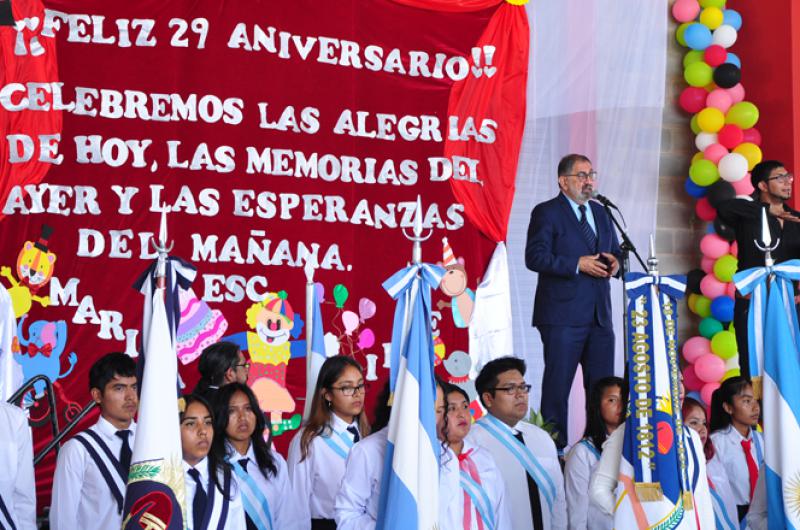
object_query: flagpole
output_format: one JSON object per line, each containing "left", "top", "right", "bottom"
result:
{"left": 303, "top": 258, "right": 317, "bottom": 420}
{"left": 151, "top": 210, "right": 173, "bottom": 293}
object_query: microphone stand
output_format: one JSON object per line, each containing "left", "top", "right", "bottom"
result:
{"left": 599, "top": 202, "right": 646, "bottom": 364}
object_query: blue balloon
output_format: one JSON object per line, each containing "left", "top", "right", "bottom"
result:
{"left": 706, "top": 223, "right": 716, "bottom": 234}
{"left": 723, "top": 10, "right": 742, "bottom": 31}
{"left": 686, "top": 391, "right": 703, "bottom": 404}
{"left": 685, "top": 178, "right": 707, "bottom": 198}
{"left": 726, "top": 52, "right": 741, "bottom": 68}
{"left": 710, "top": 296, "right": 735, "bottom": 322}
{"left": 684, "top": 23, "right": 713, "bottom": 51}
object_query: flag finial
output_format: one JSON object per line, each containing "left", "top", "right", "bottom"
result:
{"left": 647, "top": 233, "right": 659, "bottom": 276}
{"left": 402, "top": 195, "right": 432, "bottom": 264}
{"left": 755, "top": 205, "right": 780, "bottom": 267}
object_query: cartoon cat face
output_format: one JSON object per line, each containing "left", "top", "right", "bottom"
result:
{"left": 16, "top": 241, "right": 56, "bottom": 289}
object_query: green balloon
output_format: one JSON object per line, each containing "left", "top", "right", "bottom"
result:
{"left": 723, "top": 368, "right": 741, "bottom": 381}
{"left": 695, "top": 295, "right": 712, "bottom": 318}
{"left": 333, "top": 284, "right": 349, "bottom": 308}
{"left": 676, "top": 23, "right": 690, "bottom": 47}
{"left": 711, "top": 330, "right": 738, "bottom": 359}
{"left": 684, "top": 62, "right": 713, "bottom": 87}
{"left": 699, "top": 317, "right": 724, "bottom": 339}
{"left": 690, "top": 114, "right": 701, "bottom": 135}
{"left": 689, "top": 159, "right": 720, "bottom": 187}
{"left": 713, "top": 254, "right": 738, "bottom": 282}
{"left": 683, "top": 50, "right": 705, "bottom": 68}
{"left": 700, "top": 0, "right": 726, "bottom": 8}
{"left": 726, "top": 101, "right": 760, "bottom": 129}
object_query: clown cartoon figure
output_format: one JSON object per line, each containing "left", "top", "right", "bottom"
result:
{"left": 245, "top": 291, "right": 296, "bottom": 427}
{"left": 436, "top": 237, "right": 475, "bottom": 328}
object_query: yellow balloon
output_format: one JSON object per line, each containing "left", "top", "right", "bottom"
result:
{"left": 733, "top": 142, "right": 763, "bottom": 170}
{"left": 697, "top": 107, "right": 725, "bottom": 133}
{"left": 688, "top": 293, "right": 700, "bottom": 313}
{"left": 692, "top": 151, "right": 705, "bottom": 164}
{"left": 699, "top": 7, "right": 724, "bottom": 30}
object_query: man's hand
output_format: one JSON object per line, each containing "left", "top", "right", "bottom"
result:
{"left": 579, "top": 255, "right": 609, "bottom": 278}
{"left": 769, "top": 203, "right": 800, "bottom": 223}
{"left": 601, "top": 252, "right": 620, "bottom": 276}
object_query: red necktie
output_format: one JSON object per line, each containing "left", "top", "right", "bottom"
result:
{"left": 741, "top": 439, "right": 758, "bottom": 500}
{"left": 458, "top": 449, "right": 485, "bottom": 530}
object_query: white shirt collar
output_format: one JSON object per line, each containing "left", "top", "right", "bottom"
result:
{"left": 184, "top": 456, "right": 210, "bottom": 483}
{"left": 330, "top": 413, "right": 359, "bottom": 436}
{"left": 486, "top": 412, "right": 523, "bottom": 435}
{"left": 96, "top": 414, "right": 137, "bottom": 438}
{"left": 725, "top": 424, "right": 753, "bottom": 442}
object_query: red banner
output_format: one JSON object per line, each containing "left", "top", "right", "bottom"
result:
{"left": 0, "top": 0, "right": 528, "bottom": 509}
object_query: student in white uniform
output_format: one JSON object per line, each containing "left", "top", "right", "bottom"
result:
{"left": 335, "top": 378, "right": 448, "bottom": 530}
{"left": 467, "top": 357, "right": 567, "bottom": 530}
{"left": 181, "top": 393, "right": 245, "bottom": 530}
{"left": 682, "top": 397, "right": 738, "bottom": 530}
{"left": 439, "top": 384, "right": 511, "bottom": 530}
{"left": 212, "top": 382, "right": 306, "bottom": 530}
{"left": 288, "top": 356, "right": 370, "bottom": 530}
{"left": 708, "top": 376, "right": 763, "bottom": 524}
{"left": 51, "top": 352, "right": 138, "bottom": 530}
{"left": 589, "top": 377, "right": 716, "bottom": 529}
{"left": 0, "top": 401, "right": 36, "bottom": 530}
{"left": 564, "top": 376, "right": 625, "bottom": 530}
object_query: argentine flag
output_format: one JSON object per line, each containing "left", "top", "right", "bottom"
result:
{"left": 761, "top": 260, "right": 800, "bottom": 529}
{"left": 377, "top": 262, "right": 445, "bottom": 530}
{"left": 303, "top": 284, "right": 326, "bottom": 420}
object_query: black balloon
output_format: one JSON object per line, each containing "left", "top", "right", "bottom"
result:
{"left": 705, "top": 180, "right": 736, "bottom": 208}
{"left": 713, "top": 63, "right": 741, "bottom": 89}
{"left": 713, "top": 217, "right": 736, "bottom": 242}
{"left": 687, "top": 268, "right": 705, "bottom": 295}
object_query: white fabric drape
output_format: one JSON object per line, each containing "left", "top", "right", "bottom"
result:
{"left": 509, "top": 0, "right": 668, "bottom": 444}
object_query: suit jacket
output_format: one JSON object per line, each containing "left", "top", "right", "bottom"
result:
{"left": 525, "top": 193, "right": 621, "bottom": 327}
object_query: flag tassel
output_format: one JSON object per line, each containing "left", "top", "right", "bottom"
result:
{"left": 633, "top": 482, "right": 663, "bottom": 503}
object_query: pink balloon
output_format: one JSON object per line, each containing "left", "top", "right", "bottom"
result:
{"left": 342, "top": 310, "right": 359, "bottom": 336}
{"left": 703, "top": 143, "right": 729, "bottom": 164}
{"left": 701, "top": 382, "right": 721, "bottom": 406}
{"left": 314, "top": 282, "right": 325, "bottom": 303}
{"left": 358, "top": 297, "right": 376, "bottom": 322}
{"left": 725, "top": 282, "right": 737, "bottom": 298}
{"left": 730, "top": 241, "right": 739, "bottom": 257}
{"left": 683, "top": 336, "right": 711, "bottom": 364}
{"left": 695, "top": 198, "right": 717, "bottom": 222}
{"left": 672, "top": 0, "right": 700, "bottom": 22}
{"left": 700, "top": 234, "right": 730, "bottom": 259}
{"left": 700, "top": 274, "right": 727, "bottom": 299}
{"left": 726, "top": 83, "right": 745, "bottom": 104}
{"left": 695, "top": 353, "right": 726, "bottom": 383}
{"left": 706, "top": 89, "right": 733, "bottom": 113}
{"left": 742, "top": 128, "right": 762, "bottom": 146}
{"left": 357, "top": 328, "right": 375, "bottom": 349}
{"left": 683, "top": 365, "right": 703, "bottom": 392}
{"left": 731, "top": 175, "right": 754, "bottom": 196}
{"left": 701, "top": 256, "right": 715, "bottom": 274}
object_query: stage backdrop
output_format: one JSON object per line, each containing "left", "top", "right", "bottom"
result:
{"left": 0, "top": 0, "right": 532, "bottom": 509}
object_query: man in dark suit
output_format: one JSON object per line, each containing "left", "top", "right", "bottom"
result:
{"left": 525, "top": 153, "right": 621, "bottom": 450}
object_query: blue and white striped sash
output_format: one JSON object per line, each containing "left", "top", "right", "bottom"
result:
{"left": 229, "top": 458, "right": 274, "bottom": 530}
{"left": 321, "top": 429, "right": 355, "bottom": 460}
{"left": 459, "top": 470, "right": 496, "bottom": 530}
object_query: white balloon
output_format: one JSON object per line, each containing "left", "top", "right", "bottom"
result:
{"left": 695, "top": 132, "right": 718, "bottom": 151}
{"left": 712, "top": 25, "right": 738, "bottom": 49}
{"left": 718, "top": 152, "right": 749, "bottom": 182}
{"left": 724, "top": 355, "right": 740, "bottom": 371}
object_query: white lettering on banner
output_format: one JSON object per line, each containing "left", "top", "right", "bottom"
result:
{"left": 166, "top": 141, "right": 236, "bottom": 173}
{"left": 6, "top": 134, "right": 63, "bottom": 164}
{"left": 257, "top": 104, "right": 320, "bottom": 134}
{"left": 3, "top": 185, "right": 101, "bottom": 216}
{"left": 201, "top": 274, "right": 269, "bottom": 303}
{"left": 74, "top": 135, "right": 152, "bottom": 168}
{"left": 47, "top": 275, "right": 132, "bottom": 341}
{"left": 149, "top": 185, "right": 220, "bottom": 216}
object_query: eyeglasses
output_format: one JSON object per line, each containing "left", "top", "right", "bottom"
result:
{"left": 235, "top": 362, "right": 251, "bottom": 370}
{"left": 767, "top": 172, "right": 794, "bottom": 183}
{"left": 491, "top": 383, "right": 532, "bottom": 395}
{"left": 332, "top": 383, "right": 366, "bottom": 397}
{"left": 563, "top": 171, "right": 598, "bottom": 182}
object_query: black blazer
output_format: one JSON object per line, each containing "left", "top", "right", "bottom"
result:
{"left": 525, "top": 193, "right": 622, "bottom": 327}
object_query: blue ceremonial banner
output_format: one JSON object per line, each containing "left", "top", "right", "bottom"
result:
{"left": 615, "top": 273, "right": 689, "bottom": 529}
{"left": 377, "top": 262, "right": 444, "bottom": 530}
{"left": 752, "top": 259, "right": 800, "bottom": 529}
{"left": 303, "top": 284, "right": 326, "bottom": 420}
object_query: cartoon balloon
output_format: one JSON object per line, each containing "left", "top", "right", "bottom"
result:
{"left": 314, "top": 282, "right": 325, "bottom": 303}
{"left": 333, "top": 284, "right": 349, "bottom": 308}
{"left": 358, "top": 297, "right": 376, "bottom": 322}
{"left": 357, "top": 328, "right": 375, "bottom": 349}
{"left": 342, "top": 311, "right": 359, "bottom": 336}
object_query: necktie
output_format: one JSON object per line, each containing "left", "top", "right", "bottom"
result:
{"left": 237, "top": 458, "right": 258, "bottom": 530}
{"left": 188, "top": 468, "right": 207, "bottom": 528}
{"left": 347, "top": 425, "right": 360, "bottom": 443}
{"left": 513, "top": 432, "right": 544, "bottom": 530}
{"left": 741, "top": 439, "right": 758, "bottom": 500}
{"left": 578, "top": 204, "right": 597, "bottom": 251}
{"left": 458, "top": 449, "right": 485, "bottom": 530}
{"left": 115, "top": 430, "right": 132, "bottom": 480}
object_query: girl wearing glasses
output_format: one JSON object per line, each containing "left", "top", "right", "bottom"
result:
{"left": 439, "top": 384, "right": 511, "bottom": 530}
{"left": 564, "top": 376, "right": 626, "bottom": 530}
{"left": 288, "top": 356, "right": 370, "bottom": 530}
{"left": 211, "top": 383, "right": 305, "bottom": 530}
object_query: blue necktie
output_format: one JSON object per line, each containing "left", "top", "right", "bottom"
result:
{"left": 578, "top": 204, "right": 597, "bottom": 251}
{"left": 115, "top": 430, "right": 132, "bottom": 481}
{"left": 347, "top": 425, "right": 361, "bottom": 443}
{"left": 188, "top": 468, "right": 207, "bottom": 529}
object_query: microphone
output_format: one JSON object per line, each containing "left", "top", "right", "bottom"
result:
{"left": 591, "top": 191, "right": 619, "bottom": 210}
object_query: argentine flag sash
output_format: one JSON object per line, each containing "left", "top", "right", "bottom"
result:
{"left": 228, "top": 457, "right": 274, "bottom": 530}
{"left": 320, "top": 428, "right": 355, "bottom": 460}
{"left": 474, "top": 415, "right": 556, "bottom": 513}
{"left": 459, "top": 469, "right": 496, "bottom": 530}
